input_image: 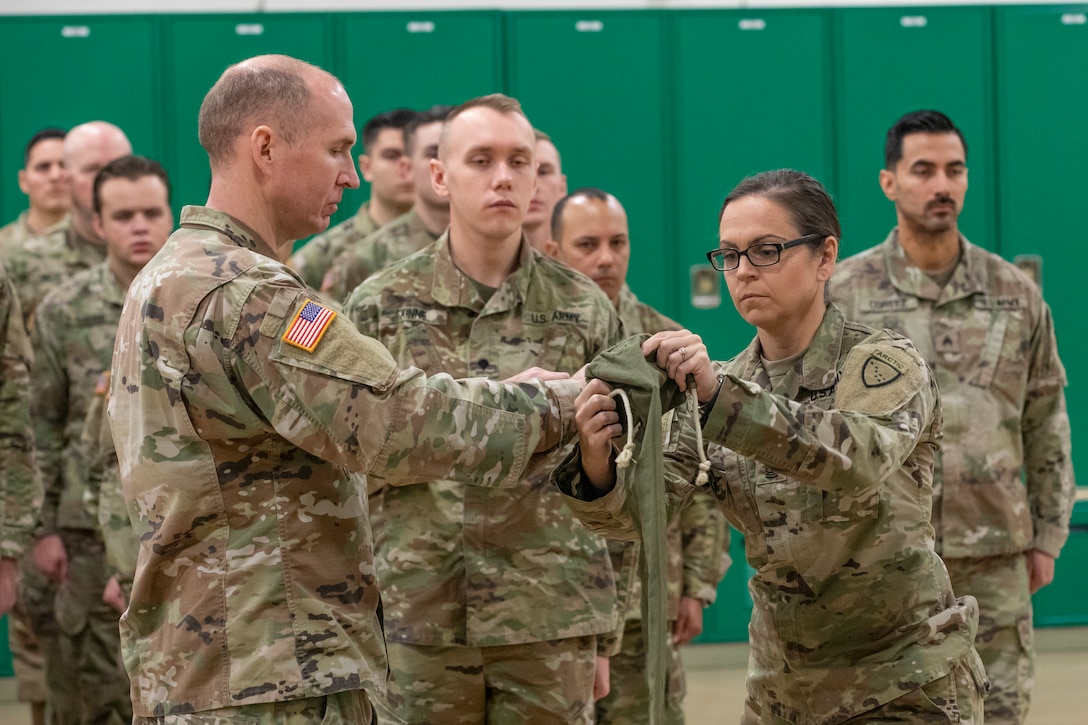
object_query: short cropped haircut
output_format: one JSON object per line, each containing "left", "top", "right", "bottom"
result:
{"left": 198, "top": 55, "right": 334, "bottom": 166}
{"left": 719, "top": 169, "right": 841, "bottom": 245}
{"left": 534, "top": 129, "right": 552, "bottom": 144}
{"left": 551, "top": 187, "right": 614, "bottom": 241}
{"left": 24, "top": 128, "right": 66, "bottom": 166}
{"left": 438, "top": 94, "right": 530, "bottom": 159}
{"left": 404, "top": 105, "right": 454, "bottom": 156}
{"left": 885, "top": 110, "right": 968, "bottom": 169}
{"left": 362, "top": 108, "right": 418, "bottom": 154}
{"left": 93, "top": 155, "right": 172, "bottom": 215}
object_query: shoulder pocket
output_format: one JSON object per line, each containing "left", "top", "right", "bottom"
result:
{"left": 266, "top": 290, "right": 399, "bottom": 391}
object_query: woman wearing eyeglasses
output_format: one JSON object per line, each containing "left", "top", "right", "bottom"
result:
{"left": 558, "top": 169, "right": 987, "bottom": 724}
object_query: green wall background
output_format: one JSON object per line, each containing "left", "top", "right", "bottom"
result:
{"left": 0, "top": 5, "right": 1085, "bottom": 666}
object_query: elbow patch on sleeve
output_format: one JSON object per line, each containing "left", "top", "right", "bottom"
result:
{"left": 835, "top": 340, "right": 925, "bottom": 417}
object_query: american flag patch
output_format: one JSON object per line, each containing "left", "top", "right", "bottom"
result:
{"left": 282, "top": 299, "right": 337, "bottom": 352}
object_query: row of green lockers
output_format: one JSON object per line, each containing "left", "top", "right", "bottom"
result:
{"left": 0, "top": 5, "right": 1084, "bottom": 664}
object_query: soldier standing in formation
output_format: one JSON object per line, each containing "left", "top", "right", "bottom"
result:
{"left": 831, "top": 110, "right": 1075, "bottom": 725}
{"left": 0, "top": 128, "right": 69, "bottom": 258}
{"left": 346, "top": 94, "right": 621, "bottom": 725}
{"left": 30, "top": 154, "right": 174, "bottom": 724}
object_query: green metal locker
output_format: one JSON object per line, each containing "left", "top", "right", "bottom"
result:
{"left": 834, "top": 6, "right": 996, "bottom": 258}
{"left": 0, "top": 15, "right": 161, "bottom": 225}
{"left": 162, "top": 14, "right": 333, "bottom": 224}
{"left": 1033, "top": 499, "right": 1088, "bottom": 627}
{"left": 506, "top": 10, "right": 672, "bottom": 316}
{"left": 336, "top": 11, "right": 503, "bottom": 218}
{"left": 994, "top": 4, "right": 1088, "bottom": 562}
{"left": 670, "top": 9, "right": 835, "bottom": 360}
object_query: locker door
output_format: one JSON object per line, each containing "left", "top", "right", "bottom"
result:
{"left": 995, "top": 4, "right": 1088, "bottom": 537}
{"left": 0, "top": 15, "right": 161, "bottom": 224}
{"left": 163, "top": 14, "right": 332, "bottom": 222}
{"left": 338, "top": 11, "right": 503, "bottom": 208}
{"left": 835, "top": 7, "right": 995, "bottom": 257}
{"left": 671, "top": 9, "right": 834, "bottom": 359}
{"left": 506, "top": 11, "right": 672, "bottom": 316}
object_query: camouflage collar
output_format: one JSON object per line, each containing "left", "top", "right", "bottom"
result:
{"left": 734, "top": 304, "right": 845, "bottom": 395}
{"left": 65, "top": 219, "right": 106, "bottom": 265}
{"left": 94, "top": 261, "right": 127, "bottom": 307}
{"left": 882, "top": 229, "right": 989, "bottom": 304}
{"left": 431, "top": 230, "right": 534, "bottom": 312}
{"left": 179, "top": 206, "right": 277, "bottom": 259}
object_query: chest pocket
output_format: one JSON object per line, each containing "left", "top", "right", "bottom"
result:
{"left": 380, "top": 307, "right": 449, "bottom": 373}
{"left": 514, "top": 309, "right": 591, "bottom": 373}
{"left": 968, "top": 295, "right": 1028, "bottom": 397}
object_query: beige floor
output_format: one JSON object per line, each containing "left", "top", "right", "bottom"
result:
{"left": 1, "top": 627, "right": 1085, "bottom": 722}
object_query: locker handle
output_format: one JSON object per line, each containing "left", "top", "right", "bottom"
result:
{"left": 61, "top": 25, "right": 90, "bottom": 38}
{"left": 576, "top": 20, "right": 604, "bottom": 33}
{"left": 235, "top": 24, "right": 264, "bottom": 36}
{"left": 738, "top": 19, "right": 767, "bottom": 31}
{"left": 1061, "top": 13, "right": 1087, "bottom": 25}
{"left": 900, "top": 15, "right": 928, "bottom": 28}
{"left": 407, "top": 21, "right": 435, "bottom": 33}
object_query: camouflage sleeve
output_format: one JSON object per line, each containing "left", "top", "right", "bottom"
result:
{"left": 82, "top": 377, "right": 137, "bottom": 587}
{"left": 231, "top": 283, "right": 579, "bottom": 488}
{"left": 551, "top": 445, "right": 640, "bottom": 542}
{"left": 288, "top": 231, "right": 336, "bottom": 292}
{"left": 703, "top": 336, "right": 938, "bottom": 495}
{"left": 678, "top": 490, "right": 730, "bottom": 605}
{"left": 0, "top": 271, "right": 39, "bottom": 558}
{"left": 28, "top": 294, "right": 70, "bottom": 535}
{"left": 1022, "top": 301, "right": 1076, "bottom": 557}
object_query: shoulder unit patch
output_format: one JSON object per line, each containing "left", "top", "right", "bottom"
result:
{"left": 861, "top": 350, "right": 905, "bottom": 388}
{"left": 283, "top": 299, "right": 337, "bottom": 352}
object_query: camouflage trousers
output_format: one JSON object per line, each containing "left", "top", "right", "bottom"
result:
{"left": 742, "top": 652, "right": 987, "bottom": 725}
{"left": 375, "top": 635, "right": 598, "bottom": 724}
{"left": 131, "top": 689, "right": 374, "bottom": 725}
{"left": 595, "top": 618, "right": 686, "bottom": 724}
{"left": 8, "top": 555, "right": 48, "bottom": 704}
{"left": 945, "top": 554, "right": 1033, "bottom": 725}
{"left": 21, "top": 530, "right": 131, "bottom": 725}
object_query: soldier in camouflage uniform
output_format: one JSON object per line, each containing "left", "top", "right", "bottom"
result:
{"left": 559, "top": 170, "right": 988, "bottom": 724}
{"left": 31, "top": 155, "right": 174, "bottom": 725}
{"left": 0, "top": 127, "right": 68, "bottom": 725}
{"left": 288, "top": 107, "right": 417, "bottom": 290}
{"left": 0, "top": 128, "right": 69, "bottom": 258}
{"left": 830, "top": 110, "right": 1075, "bottom": 725}
{"left": 522, "top": 130, "right": 567, "bottom": 252}
{"left": 323, "top": 105, "right": 453, "bottom": 301}
{"left": 109, "top": 55, "right": 582, "bottom": 723}
{"left": 0, "top": 263, "right": 39, "bottom": 613}
{"left": 6, "top": 122, "right": 131, "bottom": 725}
{"left": 3, "top": 122, "right": 131, "bottom": 326}
{"left": 0, "top": 267, "right": 39, "bottom": 725}
{"left": 345, "top": 95, "right": 621, "bottom": 725}
{"left": 549, "top": 187, "right": 731, "bottom": 723}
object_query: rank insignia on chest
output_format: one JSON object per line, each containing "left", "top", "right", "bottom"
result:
{"left": 861, "top": 351, "right": 905, "bottom": 388}
{"left": 283, "top": 299, "right": 337, "bottom": 352}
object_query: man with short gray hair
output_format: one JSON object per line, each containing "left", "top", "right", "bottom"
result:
{"left": 109, "top": 55, "right": 581, "bottom": 724}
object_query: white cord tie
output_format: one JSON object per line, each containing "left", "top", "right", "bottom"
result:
{"left": 608, "top": 387, "right": 637, "bottom": 470}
